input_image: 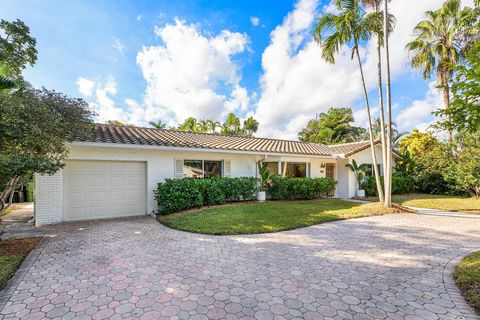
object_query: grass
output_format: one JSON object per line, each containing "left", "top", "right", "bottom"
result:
{"left": 157, "top": 199, "right": 406, "bottom": 235}
{"left": 366, "top": 193, "right": 480, "bottom": 214}
{"left": 0, "top": 237, "right": 41, "bottom": 288}
{"left": 454, "top": 251, "right": 480, "bottom": 315}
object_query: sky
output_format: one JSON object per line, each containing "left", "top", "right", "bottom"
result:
{"left": 3, "top": 0, "right": 474, "bottom": 140}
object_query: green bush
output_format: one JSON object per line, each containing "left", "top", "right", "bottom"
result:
{"left": 363, "top": 176, "right": 409, "bottom": 196}
{"left": 267, "top": 176, "right": 336, "bottom": 200}
{"left": 155, "top": 177, "right": 258, "bottom": 214}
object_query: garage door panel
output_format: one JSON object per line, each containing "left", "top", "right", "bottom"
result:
{"left": 63, "top": 161, "right": 146, "bottom": 221}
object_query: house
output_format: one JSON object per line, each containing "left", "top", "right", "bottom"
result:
{"left": 34, "top": 124, "right": 387, "bottom": 226}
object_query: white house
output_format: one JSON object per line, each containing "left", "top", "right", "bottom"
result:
{"left": 34, "top": 124, "right": 387, "bottom": 226}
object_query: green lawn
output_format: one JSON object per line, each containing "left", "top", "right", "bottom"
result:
{"left": 454, "top": 251, "right": 480, "bottom": 315}
{"left": 157, "top": 199, "right": 405, "bottom": 235}
{"left": 367, "top": 193, "right": 480, "bottom": 214}
{"left": 0, "top": 237, "right": 41, "bottom": 288}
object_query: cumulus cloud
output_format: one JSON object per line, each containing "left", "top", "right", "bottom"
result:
{"left": 250, "top": 16, "right": 260, "bottom": 26}
{"left": 76, "top": 77, "right": 95, "bottom": 97}
{"left": 253, "top": 0, "right": 474, "bottom": 140}
{"left": 136, "top": 18, "right": 250, "bottom": 123}
{"left": 395, "top": 82, "right": 442, "bottom": 132}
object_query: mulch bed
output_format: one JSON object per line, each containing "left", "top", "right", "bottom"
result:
{"left": 0, "top": 237, "right": 41, "bottom": 256}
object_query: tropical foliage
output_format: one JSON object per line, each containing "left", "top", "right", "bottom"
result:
{"left": 173, "top": 113, "right": 259, "bottom": 136}
{"left": 298, "top": 108, "right": 367, "bottom": 144}
{"left": 345, "top": 160, "right": 369, "bottom": 189}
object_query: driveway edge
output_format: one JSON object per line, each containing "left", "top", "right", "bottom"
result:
{"left": 442, "top": 248, "right": 480, "bottom": 319}
{"left": 0, "top": 237, "right": 48, "bottom": 311}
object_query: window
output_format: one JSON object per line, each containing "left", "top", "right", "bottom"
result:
{"left": 263, "top": 162, "right": 279, "bottom": 176}
{"left": 325, "top": 163, "right": 335, "bottom": 180}
{"left": 184, "top": 160, "right": 222, "bottom": 178}
{"left": 365, "top": 164, "right": 383, "bottom": 177}
{"left": 281, "top": 162, "right": 307, "bottom": 178}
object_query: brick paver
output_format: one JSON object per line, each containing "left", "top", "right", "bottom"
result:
{"left": 1, "top": 213, "right": 480, "bottom": 319}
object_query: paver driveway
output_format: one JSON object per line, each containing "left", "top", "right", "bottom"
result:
{"left": 1, "top": 213, "right": 480, "bottom": 320}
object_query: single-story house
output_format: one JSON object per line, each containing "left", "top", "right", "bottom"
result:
{"left": 34, "top": 124, "right": 388, "bottom": 226}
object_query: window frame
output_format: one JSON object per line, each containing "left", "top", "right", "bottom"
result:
{"left": 183, "top": 159, "right": 224, "bottom": 178}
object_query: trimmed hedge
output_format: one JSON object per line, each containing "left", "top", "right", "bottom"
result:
{"left": 267, "top": 176, "right": 337, "bottom": 200}
{"left": 363, "top": 175, "right": 409, "bottom": 196}
{"left": 155, "top": 177, "right": 258, "bottom": 214}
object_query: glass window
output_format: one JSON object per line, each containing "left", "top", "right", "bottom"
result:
{"left": 204, "top": 161, "right": 222, "bottom": 178}
{"left": 365, "top": 164, "right": 383, "bottom": 177}
{"left": 184, "top": 160, "right": 204, "bottom": 178}
{"left": 281, "top": 162, "right": 307, "bottom": 178}
{"left": 263, "top": 162, "right": 279, "bottom": 176}
{"left": 326, "top": 163, "right": 335, "bottom": 180}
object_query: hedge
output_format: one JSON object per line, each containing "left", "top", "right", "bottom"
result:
{"left": 267, "top": 176, "right": 337, "bottom": 200}
{"left": 363, "top": 175, "right": 409, "bottom": 196}
{"left": 155, "top": 177, "right": 258, "bottom": 214}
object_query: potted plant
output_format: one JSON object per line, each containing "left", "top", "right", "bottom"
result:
{"left": 257, "top": 162, "right": 273, "bottom": 201}
{"left": 345, "top": 160, "right": 368, "bottom": 197}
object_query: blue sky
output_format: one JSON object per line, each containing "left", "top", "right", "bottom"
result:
{"left": 4, "top": 0, "right": 462, "bottom": 139}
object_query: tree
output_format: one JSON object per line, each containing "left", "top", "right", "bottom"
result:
{"left": 221, "top": 113, "right": 242, "bottom": 135}
{"left": 149, "top": 120, "right": 167, "bottom": 129}
{"left": 345, "top": 159, "right": 369, "bottom": 189}
{"left": 0, "top": 84, "right": 94, "bottom": 214}
{"left": 243, "top": 116, "right": 259, "bottom": 137}
{"left": 178, "top": 117, "right": 198, "bottom": 132}
{"left": 406, "top": 0, "right": 478, "bottom": 142}
{"left": 435, "top": 40, "right": 480, "bottom": 134}
{"left": 314, "top": 0, "right": 385, "bottom": 202}
{"left": 196, "top": 120, "right": 209, "bottom": 133}
{"left": 106, "top": 120, "right": 126, "bottom": 126}
{"left": 0, "top": 19, "right": 37, "bottom": 78}
{"left": 394, "top": 150, "right": 416, "bottom": 193}
{"left": 207, "top": 119, "right": 220, "bottom": 133}
{"left": 298, "top": 107, "right": 367, "bottom": 144}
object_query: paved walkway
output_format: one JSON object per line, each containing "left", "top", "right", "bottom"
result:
{"left": 1, "top": 213, "right": 480, "bottom": 320}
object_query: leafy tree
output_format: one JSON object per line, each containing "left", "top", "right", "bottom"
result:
{"left": 0, "top": 84, "right": 94, "bottom": 213}
{"left": 243, "top": 116, "right": 259, "bottom": 137}
{"left": 221, "top": 113, "right": 242, "bottom": 135}
{"left": 298, "top": 107, "right": 366, "bottom": 144}
{"left": 106, "top": 120, "right": 126, "bottom": 126}
{"left": 435, "top": 41, "right": 480, "bottom": 134}
{"left": 149, "top": 120, "right": 167, "bottom": 129}
{"left": 314, "top": 0, "right": 386, "bottom": 202}
{"left": 406, "top": 0, "right": 478, "bottom": 141}
{"left": 394, "top": 150, "right": 416, "bottom": 192}
{"left": 0, "top": 19, "right": 37, "bottom": 78}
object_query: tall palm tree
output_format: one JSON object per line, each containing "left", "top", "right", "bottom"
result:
{"left": 406, "top": 0, "right": 476, "bottom": 142}
{"left": 221, "top": 113, "right": 242, "bottom": 135}
{"left": 149, "top": 120, "right": 167, "bottom": 129}
{"left": 196, "top": 119, "right": 209, "bottom": 133}
{"left": 178, "top": 117, "right": 198, "bottom": 132}
{"left": 314, "top": 0, "right": 385, "bottom": 202}
{"left": 207, "top": 119, "right": 220, "bottom": 133}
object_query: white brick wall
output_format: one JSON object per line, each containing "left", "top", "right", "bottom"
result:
{"left": 35, "top": 170, "right": 63, "bottom": 225}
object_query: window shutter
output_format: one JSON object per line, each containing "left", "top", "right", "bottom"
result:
{"left": 175, "top": 159, "right": 184, "bottom": 179}
{"left": 223, "top": 160, "right": 231, "bottom": 177}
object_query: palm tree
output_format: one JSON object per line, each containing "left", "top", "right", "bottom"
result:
{"left": 0, "top": 75, "right": 16, "bottom": 90}
{"left": 196, "top": 120, "right": 209, "bottom": 133}
{"left": 149, "top": 120, "right": 167, "bottom": 129}
{"left": 243, "top": 116, "right": 259, "bottom": 136}
{"left": 314, "top": 0, "right": 385, "bottom": 203}
{"left": 178, "top": 117, "right": 198, "bottom": 132}
{"left": 221, "top": 113, "right": 242, "bottom": 135}
{"left": 207, "top": 119, "right": 220, "bottom": 133}
{"left": 345, "top": 159, "right": 369, "bottom": 191}
{"left": 406, "top": 0, "right": 476, "bottom": 142}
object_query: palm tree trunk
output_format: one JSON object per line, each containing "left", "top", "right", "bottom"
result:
{"left": 354, "top": 44, "right": 384, "bottom": 203}
{"left": 383, "top": 0, "right": 393, "bottom": 208}
{"left": 375, "top": 1, "right": 387, "bottom": 199}
{"left": 442, "top": 78, "right": 453, "bottom": 143}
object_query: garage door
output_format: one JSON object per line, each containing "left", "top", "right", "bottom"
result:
{"left": 63, "top": 160, "right": 146, "bottom": 221}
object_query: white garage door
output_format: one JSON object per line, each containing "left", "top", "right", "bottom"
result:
{"left": 63, "top": 160, "right": 146, "bottom": 221}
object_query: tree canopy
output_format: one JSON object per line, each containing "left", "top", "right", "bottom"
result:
{"left": 173, "top": 113, "right": 259, "bottom": 137}
{"left": 298, "top": 107, "right": 367, "bottom": 144}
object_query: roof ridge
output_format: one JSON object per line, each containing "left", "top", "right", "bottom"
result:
{"left": 328, "top": 140, "right": 371, "bottom": 146}
{"left": 95, "top": 123, "right": 330, "bottom": 146}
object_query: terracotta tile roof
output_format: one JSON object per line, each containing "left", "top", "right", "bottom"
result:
{"left": 72, "top": 124, "right": 376, "bottom": 157}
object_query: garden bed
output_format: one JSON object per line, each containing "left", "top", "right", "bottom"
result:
{"left": 454, "top": 251, "right": 480, "bottom": 315}
{"left": 0, "top": 237, "right": 41, "bottom": 288}
{"left": 157, "top": 199, "right": 407, "bottom": 235}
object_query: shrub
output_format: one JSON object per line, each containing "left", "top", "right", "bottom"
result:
{"left": 267, "top": 176, "right": 336, "bottom": 200}
{"left": 155, "top": 177, "right": 258, "bottom": 214}
{"left": 363, "top": 176, "right": 409, "bottom": 196}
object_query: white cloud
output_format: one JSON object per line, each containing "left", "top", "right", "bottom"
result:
{"left": 136, "top": 14, "right": 143, "bottom": 21}
{"left": 76, "top": 77, "right": 95, "bottom": 97}
{"left": 136, "top": 18, "right": 250, "bottom": 123}
{"left": 250, "top": 16, "right": 260, "bottom": 26}
{"left": 113, "top": 38, "right": 126, "bottom": 54}
{"left": 395, "top": 82, "right": 442, "bottom": 132}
